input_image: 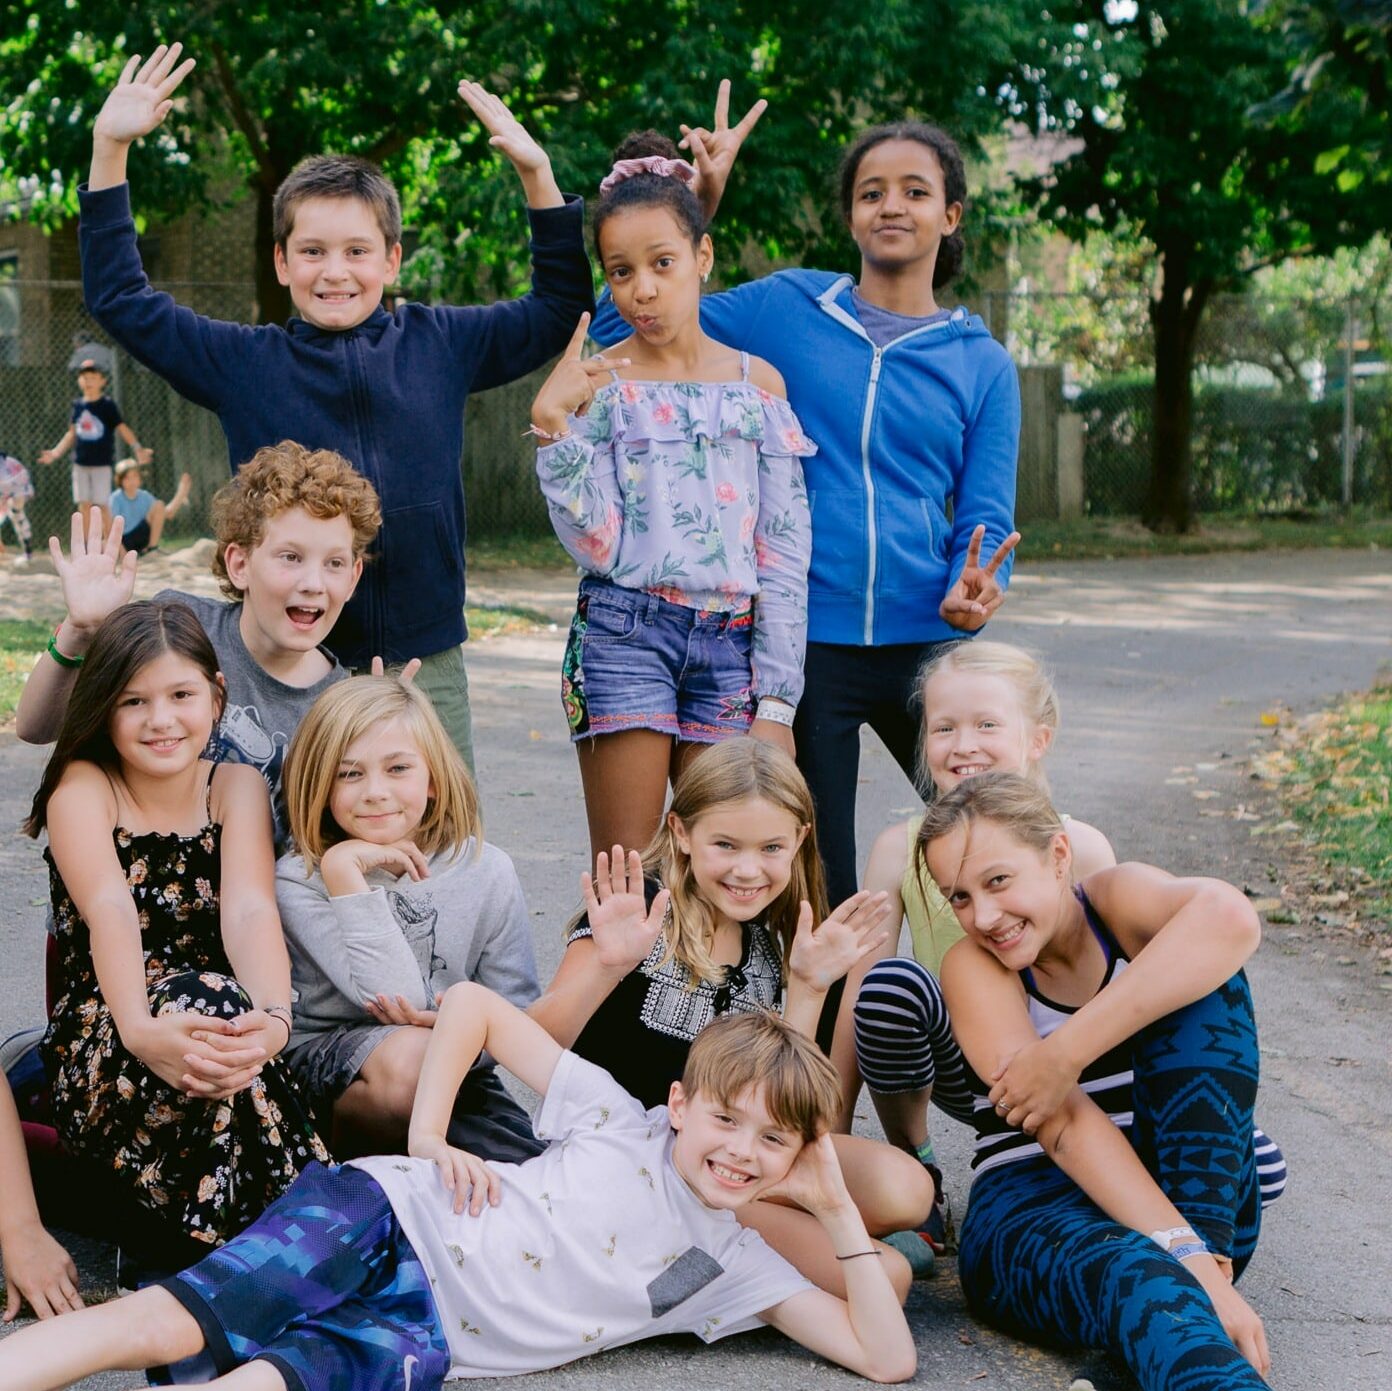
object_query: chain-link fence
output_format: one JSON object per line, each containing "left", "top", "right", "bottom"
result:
{"left": 985, "top": 289, "right": 1392, "bottom": 516}
{"left": 3, "top": 278, "right": 1388, "bottom": 557}
{"left": 0, "top": 278, "right": 555, "bottom": 552}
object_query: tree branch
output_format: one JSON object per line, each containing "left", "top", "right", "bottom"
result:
{"left": 208, "top": 40, "right": 278, "bottom": 192}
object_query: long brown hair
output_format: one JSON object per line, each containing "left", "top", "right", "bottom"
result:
{"left": 643, "top": 740, "right": 828, "bottom": 986}
{"left": 25, "top": 601, "right": 223, "bottom": 836}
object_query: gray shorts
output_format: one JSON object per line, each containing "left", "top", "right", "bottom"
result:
{"left": 286, "top": 1023, "right": 543, "bottom": 1165}
{"left": 72, "top": 464, "right": 111, "bottom": 504}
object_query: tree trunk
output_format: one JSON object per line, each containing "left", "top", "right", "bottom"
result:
{"left": 1144, "top": 247, "right": 1211, "bottom": 533}
{"left": 254, "top": 180, "right": 291, "bottom": 326}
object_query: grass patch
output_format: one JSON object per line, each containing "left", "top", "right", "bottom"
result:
{"left": 0, "top": 619, "right": 50, "bottom": 726}
{"left": 466, "top": 533, "right": 569, "bottom": 572}
{"left": 464, "top": 603, "right": 555, "bottom": 639}
{"left": 1254, "top": 678, "right": 1392, "bottom": 921}
{"left": 1022, "top": 509, "right": 1392, "bottom": 561}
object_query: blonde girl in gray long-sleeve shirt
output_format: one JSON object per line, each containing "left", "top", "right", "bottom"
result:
{"left": 276, "top": 675, "right": 542, "bottom": 1162}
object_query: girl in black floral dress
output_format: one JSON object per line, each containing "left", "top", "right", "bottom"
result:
{"left": 25, "top": 600, "right": 328, "bottom": 1259}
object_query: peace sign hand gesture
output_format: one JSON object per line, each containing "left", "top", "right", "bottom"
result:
{"left": 939, "top": 525, "right": 1022, "bottom": 632}
{"left": 458, "top": 80, "right": 564, "bottom": 208}
{"left": 529, "top": 314, "right": 630, "bottom": 438}
{"left": 679, "top": 80, "right": 769, "bottom": 223}
{"left": 94, "top": 43, "right": 196, "bottom": 148}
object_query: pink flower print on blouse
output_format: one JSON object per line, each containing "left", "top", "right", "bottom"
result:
{"left": 652, "top": 584, "right": 690, "bottom": 607}
{"left": 651, "top": 401, "right": 677, "bottom": 426}
{"left": 739, "top": 511, "right": 756, "bottom": 541}
{"left": 715, "top": 482, "right": 739, "bottom": 505}
{"left": 576, "top": 507, "right": 621, "bottom": 567}
{"left": 780, "top": 427, "right": 806, "bottom": 453}
{"left": 620, "top": 381, "right": 642, "bottom": 405}
{"left": 756, "top": 387, "right": 774, "bottom": 403}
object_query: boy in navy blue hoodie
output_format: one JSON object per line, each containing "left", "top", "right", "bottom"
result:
{"left": 79, "top": 44, "right": 595, "bottom": 765}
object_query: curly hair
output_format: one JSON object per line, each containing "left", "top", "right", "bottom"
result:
{"left": 211, "top": 442, "right": 382, "bottom": 602}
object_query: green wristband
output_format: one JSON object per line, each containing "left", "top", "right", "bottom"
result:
{"left": 47, "top": 632, "right": 84, "bottom": 668}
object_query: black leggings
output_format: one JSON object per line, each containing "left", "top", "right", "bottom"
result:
{"left": 794, "top": 638, "right": 956, "bottom": 1049}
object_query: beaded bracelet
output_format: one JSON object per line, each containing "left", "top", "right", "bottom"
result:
{"left": 47, "top": 632, "right": 84, "bottom": 668}
{"left": 523, "top": 422, "right": 573, "bottom": 443}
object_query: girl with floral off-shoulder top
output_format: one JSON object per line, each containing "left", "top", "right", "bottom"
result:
{"left": 531, "top": 129, "right": 814, "bottom": 860}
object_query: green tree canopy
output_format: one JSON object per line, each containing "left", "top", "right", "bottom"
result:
{"left": 1003, "top": 0, "right": 1391, "bottom": 530}
{"left": 0, "top": 1, "right": 1027, "bottom": 321}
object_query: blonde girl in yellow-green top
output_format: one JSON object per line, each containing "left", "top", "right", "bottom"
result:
{"left": 829, "top": 642, "right": 1114, "bottom": 1252}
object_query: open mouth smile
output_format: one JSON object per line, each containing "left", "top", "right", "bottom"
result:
{"left": 707, "top": 1160, "right": 756, "bottom": 1189}
{"left": 985, "top": 920, "right": 1027, "bottom": 950}
{"left": 286, "top": 606, "right": 325, "bottom": 629}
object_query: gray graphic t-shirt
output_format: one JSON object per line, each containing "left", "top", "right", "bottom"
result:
{"left": 155, "top": 589, "right": 345, "bottom": 851}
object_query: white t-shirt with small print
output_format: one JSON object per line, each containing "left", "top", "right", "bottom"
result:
{"left": 351, "top": 1051, "right": 812, "bottom": 1378}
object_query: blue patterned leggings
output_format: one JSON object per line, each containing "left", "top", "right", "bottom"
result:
{"left": 853, "top": 956, "right": 1288, "bottom": 1206}
{"left": 958, "top": 973, "right": 1269, "bottom": 1391}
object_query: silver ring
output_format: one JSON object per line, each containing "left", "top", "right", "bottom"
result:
{"left": 995, "top": 1100, "right": 1009, "bottom": 1114}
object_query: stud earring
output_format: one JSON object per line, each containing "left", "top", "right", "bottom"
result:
{"left": 701, "top": 270, "right": 711, "bottom": 283}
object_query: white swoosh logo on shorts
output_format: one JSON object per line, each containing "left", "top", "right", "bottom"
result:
{"left": 403, "top": 1353, "right": 419, "bottom": 1390}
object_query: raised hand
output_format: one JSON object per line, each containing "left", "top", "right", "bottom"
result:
{"left": 133, "top": 444, "right": 155, "bottom": 466}
{"left": 939, "top": 524, "right": 1021, "bottom": 632}
{"left": 457, "top": 80, "right": 562, "bottom": 207}
{"left": 94, "top": 43, "right": 197, "bottom": 148}
{"left": 49, "top": 510, "right": 138, "bottom": 648}
{"left": 530, "top": 314, "right": 629, "bottom": 436}
{"left": 679, "top": 79, "right": 769, "bottom": 222}
{"left": 580, "top": 846, "right": 670, "bottom": 972}
{"left": 787, "top": 890, "right": 892, "bottom": 995}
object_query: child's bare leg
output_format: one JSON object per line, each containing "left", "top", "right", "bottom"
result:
{"left": 576, "top": 729, "right": 675, "bottom": 862}
{"left": 868, "top": 1085, "right": 933, "bottom": 1152}
{"left": 76, "top": 499, "right": 93, "bottom": 527}
{"left": 334, "top": 1024, "right": 432, "bottom": 1153}
{"left": 156, "top": 1363, "right": 285, "bottom": 1391}
{"left": 145, "top": 499, "right": 169, "bottom": 546}
{"left": 0, "top": 1286, "right": 203, "bottom": 1391}
{"left": 739, "top": 1201, "right": 912, "bottom": 1303}
{"left": 831, "top": 1133, "right": 934, "bottom": 1234}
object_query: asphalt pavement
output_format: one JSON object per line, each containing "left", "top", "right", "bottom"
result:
{"left": 1, "top": 546, "right": 1389, "bottom": 1389}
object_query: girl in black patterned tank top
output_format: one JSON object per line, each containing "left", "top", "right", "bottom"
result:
{"left": 26, "top": 600, "right": 327, "bottom": 1267}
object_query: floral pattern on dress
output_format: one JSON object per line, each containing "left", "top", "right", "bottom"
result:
{"left": 42, "top": 823, "right": 329, "bottom": 1248}
{"left": 536, "top": 367, "right": 815, "bottom": 705}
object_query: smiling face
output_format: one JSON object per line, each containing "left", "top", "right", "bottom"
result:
{"left": 926, "top": 817, "right": 1072, "bottom": 970}
{"left": 670, "top": 796, "right": 808, "bottom": 928}
{"left": 600, "top": 205, "right": 713, "bottom": 348}
{"left": 667, "top": 1082, "right": 803, "bottom": 1211}
{"left": 921, "top": 669, "right": 1051, "bottom": 795}
{"left": 847, "top": 138, "right": 961, "bottom": 277}
{"left": 274, "top": 195, "right": 402, "bottom": 330}
{"left": 108, "top": 651, "right": 222, "bottom": 781}
{"left": 222, "top": 507, "right": 362, "bottom": 666}
{"left": 328, "top": 716, "right": 434, "bottom": 845}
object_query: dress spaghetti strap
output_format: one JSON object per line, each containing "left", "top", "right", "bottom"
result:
{"left": 739, "top": 350, "right": 751, "bottom": 382}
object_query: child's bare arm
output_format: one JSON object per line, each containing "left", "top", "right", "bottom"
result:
{"left": 15, "top": 512, "right": 137, "bottom": 745}
{"left": 758, "top": 1135, "right": 916, "bottom": 1382}
{"left": 988, "top": 865, "right": 1260, "bottom": 1132}
{"left": 89, "top": 44, "right": 196, "bottom": 192}
{"left": 114, "top": 422, "right": 152, "bottom": 465}
{"left": 457, "top": 81, "right": 563, "bottom": 210}
{"left": 0, "top": 1074, "right": 82, "bottom": 1320}
{"left": 411, "top": 982, "right": 563, "bottom": 1147}
{"left": 37, "top": 427, "right": 75, "bottom": 465}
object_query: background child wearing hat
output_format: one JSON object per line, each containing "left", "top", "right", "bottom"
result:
{"left": 38, "top": 358, "right": 154, "bottom": 529}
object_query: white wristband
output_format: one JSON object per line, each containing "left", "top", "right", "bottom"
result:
{"left": 1148, "top": 1225, "right": 1199, "bottom": 1250}
{"left": 755, "top": 698, "right": 795, "bottom": 728}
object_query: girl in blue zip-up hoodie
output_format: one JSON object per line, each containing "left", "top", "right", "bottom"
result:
{"left": 593, "top": 116, "right": 1020, "bottom": 932}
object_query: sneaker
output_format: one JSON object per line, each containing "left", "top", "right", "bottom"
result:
{"left": 920, "top": 1163, "right": 956, "bottom": 1256}
{"left": 882, "top": 1228, "right": 936, "bottom": 1279}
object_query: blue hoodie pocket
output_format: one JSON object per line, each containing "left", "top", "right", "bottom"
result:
{"left": 807, "top": 488, "right": 868, "bottom": 590}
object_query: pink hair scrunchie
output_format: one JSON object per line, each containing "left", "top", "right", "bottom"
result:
{"left": 598, "top": 155, "right": 698, "bottom": 196}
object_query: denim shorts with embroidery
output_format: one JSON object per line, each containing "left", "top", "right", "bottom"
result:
{"left": 562, "top": 577, "right": 755, "bottom": 743}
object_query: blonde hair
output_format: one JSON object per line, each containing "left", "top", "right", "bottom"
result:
{"left": 642, "top": 740, "right": 827, "bottom": 986}
{"left": 917, "top": 640, "right": 1061, "bottom": 793}
{"left": 915, "top": 771, "right": 1065, "bottom": 896}
{"left": 681, "top": 1011, "right": 840, "bottom": 1143}
{"left": 211, "top": 442, "right": 382, "bottom": 602}
{"left": 283, "top": 676, "right": 480, "bottom": 870}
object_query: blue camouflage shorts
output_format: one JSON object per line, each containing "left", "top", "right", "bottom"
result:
{"left": 161, "top": 1162, "right": 449, "bottom": 1391}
